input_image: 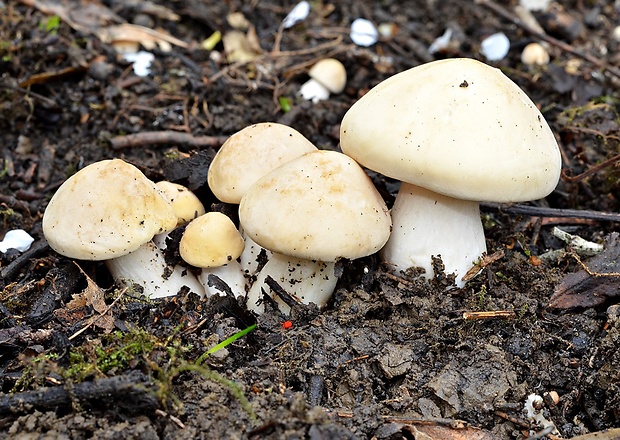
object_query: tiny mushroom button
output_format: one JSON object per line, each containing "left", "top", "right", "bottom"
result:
{"left": 180, "top": 212, "right": 246, "bottom": 298}
{"left": 340, "top": 58, "right": 561, "bottom": 286}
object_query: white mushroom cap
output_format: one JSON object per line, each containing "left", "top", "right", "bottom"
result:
{"left": 43, "top": 159, "right": 176, "bottom": 260}
{"left": 155, "top": 181, "right": 206, "bottom": 225}
{"left": 208, "top": 122, "right": 317, "bottom": 204}
{"left": 521, "top": 42, "right": 550, "bottom": 66}
{"left": 179, "top": 212, "right": 244, "bottom": 268}
{"left": 239, "top": 150, "right": 391, "bottom": 262}
{"left": 308, "top": 58, "right": 347, "bottom": 94}
{"left": 340, "top": 58, "right": 561, "bottom": 202}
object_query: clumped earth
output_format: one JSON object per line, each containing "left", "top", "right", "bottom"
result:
{"left": 1, "top": 0, "right": 620, "bottom": 439}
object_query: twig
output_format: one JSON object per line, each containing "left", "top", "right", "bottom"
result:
{"left": 462, "top": 310, "right": 516, "bottom": 320}
{"left": 109, "top": 131, "right": 228, "bottom": 150}
{"left": 476, "top": 0, "right": 620, "bottom": 79}
{"left": 0, "top": 371, "right": 158, "bottom": 416}
{"left": 561, "top": 152, "right": 620, "bottom": 183}
{"left": 481, "top": 203, "right": 620, "bottom": 222}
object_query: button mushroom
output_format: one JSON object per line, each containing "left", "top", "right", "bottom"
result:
{"left": 179, "top": 212, "right": 246, "bottom": 298}
{"left": 239, "top": 150, "right": 391, "bottom": 314}
{"left": 340, "top": 58, "right": 561, "bottom": 286}
{"left": 299, "top": 58, "right": 347, "bottom": 103}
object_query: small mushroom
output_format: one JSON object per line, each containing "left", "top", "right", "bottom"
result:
{"left": 208, "top": 122, "right": 317, "bottom": 276}
{"left": 239, "top": 150, "right": 391, "bottom": 314}
{"left": 300, "top": 58, "right": 347, "bottom": 103}
{"left": 153, "top": 180, "right": 205, "bottom": 249}
{"left": 155, "top": 181, "right": 206, "bottom": 226}
{"left": 42, "top": 159, "right": 205, "bottom": 298}
{"left": 521, "top": 42, "right": 550, "bottom": 66}
{"left": 179, "top": 212, "right": 246, "bottom": 298}
{"left": 340, "top": 58, "right": 561, "bottom": 286}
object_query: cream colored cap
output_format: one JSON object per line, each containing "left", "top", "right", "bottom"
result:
{"left": 239, "top": 150, "right": 391, "bottom": 262}
{"left": 42, "top": 159, "right": 177, "bottom": 260}
{"left": 155, "top": 181, "right": 206, "bottom": 225}
{"left": 208, "top": 122, "right": 317, "bottom": 204}
{"left": 309, "top": 58, "right": 347, "bottom": 94}
{"left": 340, "top": 58, "right": 561, "bottom": 202}
{"left": 179, "top": 212, "right": 244, "bottom": 268}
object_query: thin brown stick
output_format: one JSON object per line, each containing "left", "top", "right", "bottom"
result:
{"left": 481, "top": 203, "right": 620, "bottom": 222}
{"left": 462, "top": 310, "right": 516, "bottom": 320}
{"left": 69, "top": 288, "right": 126, "bottom": 341}
{"left": 476, "top": 0, "right": 620, "bottom": 79}
{"left": 109, "top": 131, "right": 228, "bottom": 150}
{"left": 561, "top": 152, "right": 620, "bottom": 183}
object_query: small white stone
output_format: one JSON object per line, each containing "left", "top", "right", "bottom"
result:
{"left": 429, "top": 28, "right": 453, "bottom": 54}
{"left": 122, "top": 51, "right": 155, "bottom": 77}
{"left": 480, "top": 32, "right": 510, "bottom": 61}
{"left": 351, "top": 18, "right": 379, "bottom": 47}
{"left": 0, "top": 229, "right": 35, "bottom": 253}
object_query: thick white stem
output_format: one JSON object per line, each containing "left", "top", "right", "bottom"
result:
{"left": 239, "top": 227, "right": 272, "bottom": 277}
{"left": 106, "top": 241, "right": 205, "bottom": 298}
{"left": 246, "top": 253, "right": 337, "bottom": 314}
{"left": 198, "top": 260, "right": 246, "bottom": 298}
{"left": 381, "top": 183, "right": 487, "bottom": 287}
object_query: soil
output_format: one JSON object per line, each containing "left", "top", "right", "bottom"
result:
{"left": 1, "top": 0, "right": 620, "bottom": 439}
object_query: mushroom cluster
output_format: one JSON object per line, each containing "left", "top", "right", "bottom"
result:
{"left": 41, "top": 57, "right": 561, "bottom": 314}
{"left": 42, "top": 159, "right": 205, "bottom": 298}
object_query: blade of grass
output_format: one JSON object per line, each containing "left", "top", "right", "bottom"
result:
{"left": 195, "top": 324, "right": 257, "bottom": 366}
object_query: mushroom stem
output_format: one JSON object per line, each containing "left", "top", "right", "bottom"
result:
{"left": 239, "top": 227, "right": 272, "bottom": 277}
{"left": 198, "top": 260, "right": 246, "bottom": 298}
{"left": 381, "top": 183, "right": 487, "bottom": 287}
{"left": 105, "top": 241, "right": 205, "bottom": 298}
{"left": 246, "top": 253, "right": 337, "bottom": 314}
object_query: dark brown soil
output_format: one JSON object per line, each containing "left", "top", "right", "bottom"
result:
{"left": 1, "top": 1, "right": 620, "bottom": 439}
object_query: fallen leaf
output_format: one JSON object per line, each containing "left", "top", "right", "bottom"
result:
{"left": 548, "top": 233, "right": 620, "bottom": 309}
{"left": 97, "top": 24, "right": 188, "bottom": 52}
{"left": 222, "top": 29, "right": 262, "bottom": 63}
{"left": 55, "top": 264, "right": 114, "bottom": 333}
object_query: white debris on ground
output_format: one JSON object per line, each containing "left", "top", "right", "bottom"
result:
{"left": 0, "top": 229, "right": 35, "bottom": 253}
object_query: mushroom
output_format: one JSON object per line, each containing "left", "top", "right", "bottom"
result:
{"left": 155, "top": 181, "right": 206, "bottom": 226}
{"left": 521, "top": 42, "right": 550, "bottom": 66}
{"left": 42, "top": 159, "right": 205, "bottom": 298}
{"left": 179, "top": 212, "right": 246, "bottom": 298}
{"left": 340, "top": 58, "right": 561, "bottom": 286}
{"left": 299, "top": 58, "right": 347, "bottom": 103}
{"left": 208, "top": 122, "right": 317, "bottom": 276}
{"left": 239, "top": 150, "right": 391, "bottom": 314}
{"left": 152, "top": 180, "right": 206, "bottom": 249}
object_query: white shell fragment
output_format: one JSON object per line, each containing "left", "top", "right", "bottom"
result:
{"left": 350, "top": 18, "right": 379, "bottom": 47}
{"left": 0, "top": 229, "right": 35, "bottom": 253}
{"left": 480, "top": 32, "right": 510, "bottom": 61}
{"left": 122, "top": 51, "right": 155, "bottom": 76}
{"left": 428, "top": 28, "right": 453, "bottom": 54}
{"left": 519, "top": 0, "right": 552, "bottom": 11}
{"left": 282, "top": 1, "right": 310, "bottom": 29}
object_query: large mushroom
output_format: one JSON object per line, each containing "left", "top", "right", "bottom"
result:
{"left": 340, "top": 58, "right": 561, "bottom": 286}
{"left": 239, "top": 150, "right": 391, "bottom": 314}
{"left": 42, "top": 159, "right": 205, "bottom": 298}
